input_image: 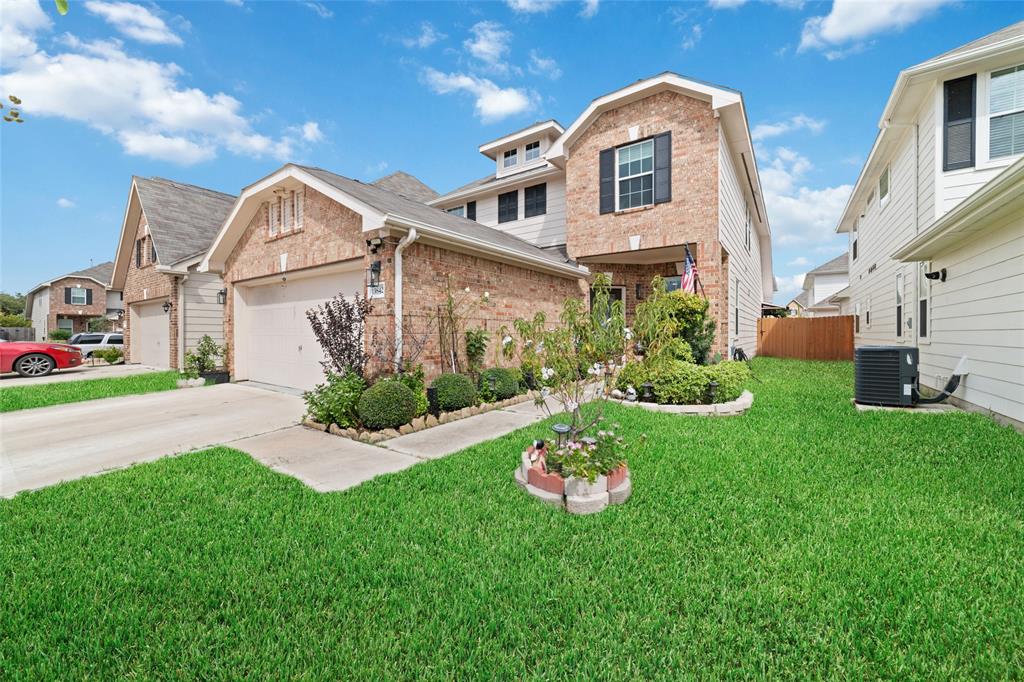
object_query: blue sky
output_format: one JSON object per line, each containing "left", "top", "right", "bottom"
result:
{"left": 1, "top": 0, "right": 1020, "bottom": 302}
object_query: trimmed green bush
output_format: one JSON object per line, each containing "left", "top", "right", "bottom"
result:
{"left": 48, "top": 329, "right": 72, "bottom": 341}
{"left": 305, "top": 372, "right": 366, "bottom": 428}
{"left": 651, "top": 360, "right": 706, "bottom": 405}
{"left": 431, "top": 373, "right": 477, "bottom": 412}
{"left": 92, "top": 347, "right": 124, "bottom": 365}
{"left": 702, "top": 361, "right": 751, "bottom": 403}
{"left": 392, "top": 365, "right": 428, "bottom": 417}
{"left": 663, "top": 337, "right": 694, "bottom": 363}
{"left": 478, "top": 367, "right": 519, "bottom": 402}
{"left": 357, "top": 380, "right": 417, "bottom": 430}
{"left": 615, "top": 360, "right": 651, "bottom": 392}
{"left": 0, "top": 312, "right": 31, "bottom": 327}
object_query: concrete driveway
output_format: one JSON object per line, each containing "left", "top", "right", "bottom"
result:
{"left": 1, "top": 383, "right": 305, "bottom": 497}
{"left": 0, "top": 363, "right": 163, "bottom": 386}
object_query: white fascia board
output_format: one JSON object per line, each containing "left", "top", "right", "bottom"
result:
{"left": 199, "top": 165, "right": 386, "bottom": 272}
{"left": 427, "top": 165, "right": 562, "bottom": 207}
{"left": 478, "top": 121, "right": 564, "bottom": 159}
{"left": 382, "top": 214, "right": 589, "bottom": 280}
{"left": 111, "top": 179, "right": 143, "bottom": 290}
{"left": 547, "top": 74, "right": 741, "bottom": 164}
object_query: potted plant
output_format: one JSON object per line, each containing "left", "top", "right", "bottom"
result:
{"left": 184, "top": 335, "right": 228, "bottom": 384}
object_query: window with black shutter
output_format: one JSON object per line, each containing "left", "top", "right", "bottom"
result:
{"left": 150, "top": 238, "right": 157, "bottom": 263}
{"left": 944, "top": 74, "right": 975, "bottom": 171}
{"left": 498, "top": 190, "right": 518, "bottom": 223}
{"left": 64, "top": 287, "right": 72, "bottom": 304}
{"left": 599, "top": 148, "right": 615, "bottom": 214}
{"left": 524, "top": 183, "right": 547, "bottom": 218}
{"left": 135, "top": 239, "right": 142, "bottom": 267}
{"left": 466, "top": 200, "right": 477, "bottom": 221}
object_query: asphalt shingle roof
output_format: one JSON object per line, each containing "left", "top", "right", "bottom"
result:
{"left": 371, "top": 171, "right": 438, "bottom": 203}
{"left": 919, "top": 20, "right": 1024, "bottom": 68}
{"left": 134, "top": 177, "right": 237, "bottom": 266}
{"left": 298, "top": 165, "right": 578, "bottom": 272}
{"left": 808, "top": 253, "right": 849, "bottom": 276}
{"left": 66, "top": 261, "right": 115, "bottom": 285}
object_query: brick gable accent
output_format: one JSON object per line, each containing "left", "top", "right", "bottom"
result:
{"left": 122, "top": 211, "right": 178, "bottom": 367}
{"left": 47, "top": 276, "right": 108, "bottom": 335}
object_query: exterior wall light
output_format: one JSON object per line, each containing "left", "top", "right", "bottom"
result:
{"left": 217, "top": 288, "right": 228, "bottom": 305}
{"left": 162, "top": 301, "right": 172, "bottom": 314}
{"left": 924, "top": 268, "right": 947, "bottom": 282}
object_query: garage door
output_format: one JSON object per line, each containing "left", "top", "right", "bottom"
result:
{"left": 132, "top": 301, "right": 169, "bottom": 368}
{"left": 242, "top": 271, "right": 362, "bottom": 391}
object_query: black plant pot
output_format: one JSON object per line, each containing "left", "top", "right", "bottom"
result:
{"left": 201, "top": 370, "right": 230, "bottom": 385}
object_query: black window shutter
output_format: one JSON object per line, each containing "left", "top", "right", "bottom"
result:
{"left": 64, "top": 287, "right": 72, "bottom": 304}
{"left": 135, "top": 239, "right": 141, "bottom": 267}
{"left": 654, "top": 131, "right": 672, "bottom": 204}
{"left": 466, "top": 201, "right": 477, "bottom": 221}
{"left": 944, "top": 75, "right": 975, "bottom": 171}
{"left": 599, "top": 148, "right": 615, "bottom": 214}
{"left": 86, "top": 289, "right": 93, "bottom": 305}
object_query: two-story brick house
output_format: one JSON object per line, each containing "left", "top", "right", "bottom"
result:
{"left": 432, "top": 73, "right": 775, "bottom": 359}
{"left": 835, "top": 21, "right": 1024, "bottom": 427}
{"left": 23, "top": 261, "right": 123, "bottom": 341}
{"left": 110, "top": 177, "right": 236, "bottom": 369}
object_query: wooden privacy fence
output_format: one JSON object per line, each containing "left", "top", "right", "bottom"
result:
{"left": 757, "top": 315, "right": 854, "bottom": 361}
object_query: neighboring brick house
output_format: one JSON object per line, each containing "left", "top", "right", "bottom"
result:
{"left": 432, "top": 72, "right": 775, "bottom": 359}
{"left": 110, "top": 177, "right": 235, "bottom": 369}
{"left": 199, "top": 164, "right": 587, "bottom": 390}
{"left": 23, "top": 262, "right": 124, "bottom": 341}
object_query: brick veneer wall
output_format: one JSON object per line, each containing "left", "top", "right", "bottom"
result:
{"left": 587, "top": 262, "right": 678, "bottom": 320}
{"left": 122, "top": 212, "right": 178, "bottom": 367}
{"left": 47, "top": 276, "right": 108, "bottom": 334}
{"left": 219, "top": 185, "right": 585, "bottom": 382}
{"left": 563, "top": 89, "right": 728, "bottom": 357}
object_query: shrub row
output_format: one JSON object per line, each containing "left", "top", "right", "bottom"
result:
{"left": 616, "top": 359, "right": 750, "bottom": 405}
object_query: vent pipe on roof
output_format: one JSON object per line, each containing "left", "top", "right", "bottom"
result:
{"left": 393, "top": 228, "right": 418, "bottom": 372}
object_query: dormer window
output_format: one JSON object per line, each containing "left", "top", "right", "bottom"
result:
{"left": 447, "top": 205, "right": 465, "bottom": 217}
{"left": 525, "top": 140, "right": 540, "bottom": 162}
{"left": 503, "top": 149, "right": 517, "bottom": 168}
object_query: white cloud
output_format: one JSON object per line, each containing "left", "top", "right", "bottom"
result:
{"left": 681, "top": 24, "right": 702, "bottom": 50}
{"left": 303, "top": 2, "right": 333, "bottom": 19}
{"left": 464, "top": 21, "right": 512, "bottom": 68}
{"left": 528, "top": 50, "right": 561, "bottom": 80}
{"left": 84, "top": 1, "right": 182, "bottom": 46}
{"left": 580, "top": 0, "right": 599, "bottom": 18}
{"left": 1, "top": 0, "right": 52, "bottom": 63}
{"left": 760, "top": 146, "right": 852, "bottom": 250}
{"left": 668, "top": 7, "right": 703, "bottom": 51}
{"left": 56, "top": 197, "right": 75, "bottom": 208}
{"left": 752, "top": 114, "right": 825, "bottom": 141}
{"left": 776, "top": 273, "right": 808, "bottom": 302}
{"left": 422, "top": 68, "right": 535, "bottom": 122}
{"left": 799, "top": 0, "right": 952, "bottom": 55}
{"left": 300, "top": 121, "right": 323, "bottom": 142}
{"left": 506, "top": 0, "right": 559, "bottom": 13}
{"left": 0, "top": 10, "right": 307, "bottom": 166}
{"left": 402, "top": 21, "right": 445, "bottom": 49}
{"left": 709, "top": 0, "right": 805, "bottom": 8}
{"left": 787, "top": 256, "right": 810, "bottom": 267}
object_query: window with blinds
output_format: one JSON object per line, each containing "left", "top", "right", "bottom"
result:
{"left": 990, "top": 64, "right": 1024, "bottom": 160}
{"left": 268, "top": 189, "right": 304, "bottom": 237}
{"left": 943, "top": 74, "right": 975, "bottom": 171}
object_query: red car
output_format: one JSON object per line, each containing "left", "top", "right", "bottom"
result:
{"left": 0, "top": 339, "right": 83, "bottom": 377}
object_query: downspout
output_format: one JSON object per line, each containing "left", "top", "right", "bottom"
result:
{"left": 393, "top": 228, "right": 418, "bottom": 372}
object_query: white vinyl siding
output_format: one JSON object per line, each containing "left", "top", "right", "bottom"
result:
{"left": 439, "top": 175, "right": 567, "bottom": 247}
{"left": 182, "top": 271, "right": 225, "bottom": 355}
{"left": 30, "top": 291, "right": 49, "bottom": 341}
{"left": 917, "top": 211, "right": 1024, "bottom": 425}
{"left": 717, "top": 126, "right": 763, "bottom": 357}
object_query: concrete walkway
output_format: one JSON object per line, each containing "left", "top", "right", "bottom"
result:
{"left": 0, "top": 363, "right": 163, "bottom": 386}
{"left": 1, "top": 383, "right": 305, "bottom": 497}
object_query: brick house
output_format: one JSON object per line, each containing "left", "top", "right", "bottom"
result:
{"left": 199, "top": 165, "right": 587, "bottom": 390}
{"left": 110, "top": 177, "right": 236, "bottom": 369}
{"left": 23, "top": 261, "right": 124, "bottom": 341}
{"left": 432, "top": 72, "right": 775, "bottom": 359}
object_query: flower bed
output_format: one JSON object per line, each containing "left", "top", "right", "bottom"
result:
{"left": 303, "top": 390, "right": 541, "bottom": 444}
{"left": 611, "top": 389, "right": 754, "bottom": 416}
{"left": 513, "top": 442, "right": 631, "bottom": 514}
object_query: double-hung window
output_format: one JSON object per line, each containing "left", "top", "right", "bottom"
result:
{"left": 447, "top": 205, "right": 465, "bottom": 217}
{"left": 616, "top": 139, "right": 654, "bottom": 209}
{"left": 503, "top": 148, "right": 517, "bottom": 168}
{"left": 879, "top": 165, "right": 890, "bottom": 206}
{"left": 498, "top": 190, "right": 518, "bottom": 223}
{"left": 525, "top": 140, "right": 540, "bottom": 162}
{"left": 918, "top": 262, "right": 931, "bottom": 340}
{"left": 990, "top": 64, "right": 1024, "bottom": 159}
{"left": 71, "top": 287, "right": 87, "bottom": 305}
{"left": 524, "top": 183, "right": 546, "bottom": 218}
{"left": 895, "top": 273, "right": 903, "bottom": 338}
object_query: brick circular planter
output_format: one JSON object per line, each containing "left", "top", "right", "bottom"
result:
{"left": 514, "top": 444, "right": 631, "bottom": 514}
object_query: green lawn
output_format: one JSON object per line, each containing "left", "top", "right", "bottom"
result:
{"left": 2, "top": 359, "right": 1022, "bottom": 678}
{"left": 0, "top": 370, "right": 182, "bottom": 412}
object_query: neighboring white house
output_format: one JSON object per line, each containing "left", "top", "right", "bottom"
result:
{"left": 835, "top": 20, "right": 1024, "bottom": 428}
{"left": 787, "top": 253, "right": 849, "bottom": 317}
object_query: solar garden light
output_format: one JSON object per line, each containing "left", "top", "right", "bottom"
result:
{"left": 707, "top": 380, "right": 719, "bottom": 404}
{"left": 551, "top": 423, "right": 571, "bottom": 448}
{"left": 640, "top": 382, "right": 655, "bottom": 402}
{"left": 426, "top": 386, "right": 440, "bottom": 417}
{"left": 487, "top": 373, "right": 497, "bottom": 397}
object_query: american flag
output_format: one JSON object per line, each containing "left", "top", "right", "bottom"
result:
{"left": 679, "top": 246, "right": 698, "bottom": 293}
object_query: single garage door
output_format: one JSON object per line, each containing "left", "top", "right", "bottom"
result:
{"left": 242, "top": 271, "right": 362, "bottom": 391}
{"left": 132, "top": 300, "right": 170, "bottom": 368}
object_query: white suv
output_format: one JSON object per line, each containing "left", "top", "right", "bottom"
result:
{"left": 69, "top": 332, "right": 123, "bottom": 358}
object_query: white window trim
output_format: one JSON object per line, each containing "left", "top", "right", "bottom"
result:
{"left": 268, "top": 189, "right": 304, "bottom": 238}
{"left": 983, "top": 63, "right": 1024, "bottom": 165}
{"left": 524, "top": 140, "right": 540, "bottom": 162}
{"left": 851, "top": 219, "right": 859, "bottom": 261}
{"left": 744, "top": 206, "right": 752, "bottom": 252}
{"left": 879, "top": 164, "right": 890, "bottom": 207}
{"left": 71, "top": 287, "right": 87, "bottom": 305}
{"left": 615, "top": 139, "right": 654, "bottom": 211}
{"left": 503, "top": 148, "right": 518, "bottom": 168}
{"left": 917, "top": 261, "right": 932, "bottom": 345}
{"left": 865, "top": 295, "right": 872, "bottom": 329}
{"left": 895, "top": 272, "right": 904, "bottom": 342}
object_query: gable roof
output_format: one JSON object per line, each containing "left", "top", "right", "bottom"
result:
{"left": 23, "top": 261, "right": 115, "bottom": 316}
{"left": 201, "top": 164, "right": 587, "bottom": 280}
{"left": 371, "top": 171, "right": 438, "bottom": 203}
{"left": 808, "top": 253, "right": 849, "bottom": 276}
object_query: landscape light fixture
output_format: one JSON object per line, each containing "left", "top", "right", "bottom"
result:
{"left": 707, "top": 380, "right": 719, "bottom": 404}
{"left": 640, "top": 382, "right": 655, "bottom": 402}
{"left": 551, "top": 423, "right": 571, "bottom": 448}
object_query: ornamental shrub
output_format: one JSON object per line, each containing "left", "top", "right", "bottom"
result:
{"left": 305, "top": 372, "right": 366, "bottom": 428}
{"left": 702, "top": 360, "right": 751, "bottom": 403}
{"left": 431, "top": 373, "right": 477, "bottom": 412}
{"left": 392, "top": 364, "right": 428, "bottom": 416}
{"left": 634, "top": 278, "right": 717, "bottom": 364}
{"left": 0, "top": 313, "right": 31, "bottom": 327}
{"left": 615, "top": 360, "right": 651, "bottom": 392}
{"left": 478, "top": 367, "right": 518, "bottom": 402}
{"left": 93, "top": 347, "right": 124, "bottom": 365}
{"left": 357, "top": 379, "right": 417, "bottom": 430}
{"left": 651, "top": 360, "right": 706, "bottom": 405}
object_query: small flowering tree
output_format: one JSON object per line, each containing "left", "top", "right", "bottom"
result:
{"left": 531, "top": 275, "right": 627, "bottom": 441}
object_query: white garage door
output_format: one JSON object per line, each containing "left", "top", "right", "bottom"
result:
{"left": 132, "top": 301, "right": 169, "bottom": 368}
{"left": 242, "top": 271, "right": 362, "bottom": 391}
